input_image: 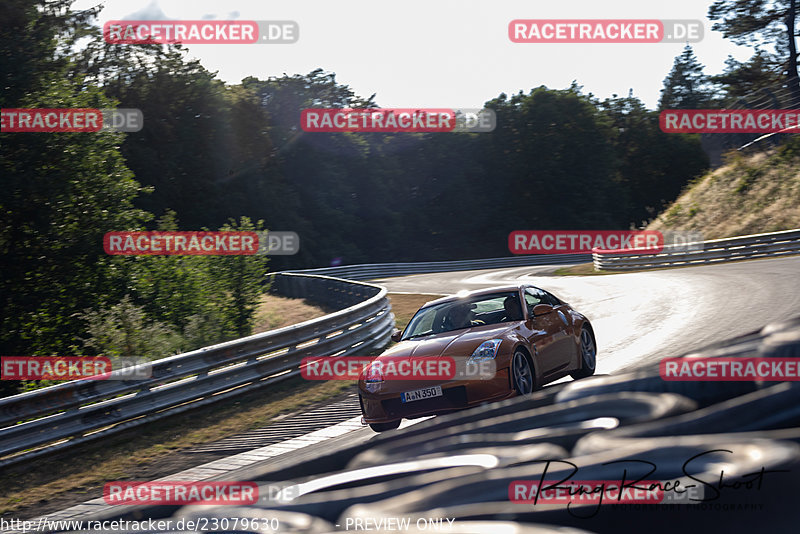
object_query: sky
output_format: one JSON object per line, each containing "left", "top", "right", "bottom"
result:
{"left": 75, "top": 0, "right": 756, "bottom": 110}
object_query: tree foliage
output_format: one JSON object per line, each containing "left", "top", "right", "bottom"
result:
{"left": 708, "top": 0, "right": 800, "bottom": 99}
{"left": 3, "top": 0, "right": 726, "bottom": 397}
{"left": 659, "top": 46, "right": 718, "bottom": 110}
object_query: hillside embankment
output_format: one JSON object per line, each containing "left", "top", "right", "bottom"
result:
{"left": 648, "top": 141, "right": 800, "bottom": 239}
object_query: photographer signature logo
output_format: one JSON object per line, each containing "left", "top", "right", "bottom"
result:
{"left": 509, "top": 450, "right": 788, "bottom": 518}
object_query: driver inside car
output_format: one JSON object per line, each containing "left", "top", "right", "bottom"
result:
{"left": 443, "top": 302, "right": 482, "bottom": 330}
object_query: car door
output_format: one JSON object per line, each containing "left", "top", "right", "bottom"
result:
{"left": 524, "top": 287, "right": 574, "bottom": 374}
{"left": 541, "top": 288, "right": 580, "bottom": 364}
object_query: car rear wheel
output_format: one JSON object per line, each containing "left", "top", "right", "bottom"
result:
{"left": 571, "top": 325, "right": 597, "bottom": 379}
{"left": 512, "top": 350, "right": 535, "bottom": 395}
{"left": 369, "top": 420, "right": 401, "bottom": 432}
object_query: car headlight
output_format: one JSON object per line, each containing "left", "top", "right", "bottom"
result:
{"left": 469, "top": 339, "right": 502, "bottom": 362}
{"left": 363, "top": 362, "right": 384, "bottom": 392}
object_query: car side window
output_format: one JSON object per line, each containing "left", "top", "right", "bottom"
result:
{"left": 526, "top": 287, "right": 561, "bottom": 308}
{"left": 541, "top": 290, "right": 561, "bottom": 306}
{"left": 524, "top": 288, "right": 542, "bottom": 314}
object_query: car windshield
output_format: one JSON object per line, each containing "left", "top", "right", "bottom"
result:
{"left": 402, "top": 291, "right": 523, "bottom": 340}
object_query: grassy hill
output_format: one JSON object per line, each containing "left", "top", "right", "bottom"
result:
{"left": 647, "top": 139, "right": 800, "bottom": 239}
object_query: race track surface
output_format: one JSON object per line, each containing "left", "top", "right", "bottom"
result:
{"left": 374, "top": 256, "right": 800, "bottom": 373}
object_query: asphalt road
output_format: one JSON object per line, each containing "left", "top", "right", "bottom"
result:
{"left": 373, "top": 256, "right": 800, "bottom": 374}
{"left": 26, "top": 257, "right": 799, "bottom": 529}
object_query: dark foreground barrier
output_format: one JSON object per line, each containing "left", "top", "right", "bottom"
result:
{"left": 62, "top": 316, "right": 800, "bottom": 533}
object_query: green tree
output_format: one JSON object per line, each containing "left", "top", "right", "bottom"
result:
{"left": 0, "top": 0, "right": 150, "bottom": 397}
{"left": 601, "top": 94, "right": 709, "bottom": 224}
{"left": 0, "top": 0, "right": 99, "bottom": 108}
{"left": 111, "top": 213, "right": 272, "bottom": 348}
{"left": 712, "top": 49, "right": 785, "bottom": 100}
{"left": 81, "top": 295, "right": 183, "bottom": 360}
{"left": 659, "top": 45, "right": 718, "bottom": 110}
{"left": 209, "top": 217, "right": 271, "bottom": 338}
{"left": 484, "top": 85, "right": 622, "bottom": 231}
{"left": 708, "top": 0, "right": 800, "bottom": 98}
{"left": 0, "top": 4, "right": 149, "bottom": 357}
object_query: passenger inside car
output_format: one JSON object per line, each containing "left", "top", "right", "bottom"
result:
{"left": 501, "top": 295, "right": 524, "bottom": 322}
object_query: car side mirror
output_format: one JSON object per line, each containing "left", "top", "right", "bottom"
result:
{"left": 532, "top": 304, "right": 554, "bottom": 317}
{"left": 391, "top": 328, "right": 402, "bottom": 342}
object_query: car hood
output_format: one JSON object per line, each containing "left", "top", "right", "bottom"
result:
{"left": 386, "top": 323, "right": 514, "bottom": 359}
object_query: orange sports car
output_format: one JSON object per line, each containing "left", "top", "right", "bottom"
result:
{"left": 358, "top": 284, "right": 596, "bottom": 431}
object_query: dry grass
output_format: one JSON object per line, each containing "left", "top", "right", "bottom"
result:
{"left": 0, "top": 293, "right": 439, "bottom": 519}
{"left": 252, "top": 293, "right": 330, "bottom": 332}
{"left": 647, "top": 147, "right": 800, "bottom": 239}
{"left": 387, "top": 293, "right": 445, "bottom": 330}
{"left": 552, "top": 263, "right": 616, "bottom": 276}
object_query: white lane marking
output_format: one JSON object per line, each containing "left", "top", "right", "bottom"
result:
{"left": 17, "top": 415, "right": 367, "bottom": 525}
{"left": 18, "top": 412, "right": 435, "bottom": 528}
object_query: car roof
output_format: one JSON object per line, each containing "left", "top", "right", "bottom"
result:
{"left": 421, "top": 284, "right": 528, "bottom": 308}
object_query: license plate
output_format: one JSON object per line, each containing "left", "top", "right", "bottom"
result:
{"left": 401, "top": 385, "right": 443, "bottom": 403}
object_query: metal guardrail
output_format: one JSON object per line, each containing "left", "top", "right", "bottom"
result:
{"left": 85, "top": 316, "right": 800, "bottom": 533}
{"left": 281, "top": 253, "right": 591, "bottom": 281}
{"left": 5, "top": 230, "right": 793, "bottom": 466}
{"left": 281, "top": 229, "right": 800, "bottom": 279}
{"left": 593, "top": 228, "right": 800, "bottom": 271}
{"left": 0, "top": 273, "right": 394, "bottom": 467}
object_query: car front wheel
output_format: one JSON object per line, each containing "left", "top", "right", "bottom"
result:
{"left": 571, "top": 325, "right": 596, "bottom": 379}
{"left": 511, "top": 350, "right": 535, "bottom": 395}
{"left": 369, "top": 420, "right": 401, "bottom": 432}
